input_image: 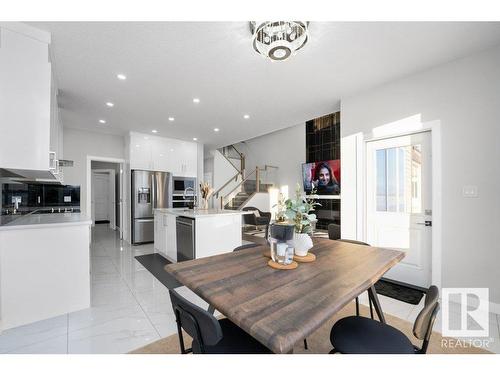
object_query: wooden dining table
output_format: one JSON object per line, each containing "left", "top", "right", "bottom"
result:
{"left": 165, "top": 237, "right": 405, "bottom": 354}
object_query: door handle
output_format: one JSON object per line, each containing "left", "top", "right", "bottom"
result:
{"left": 416, "top": 220, "right": 432, "bottom": 227}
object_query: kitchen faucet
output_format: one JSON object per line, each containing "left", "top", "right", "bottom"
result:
{"left": 12, "top": 196, "right": 21, "bottom": 214}
{"left": 183, "top": 187, "right": 197, "bottom": 208}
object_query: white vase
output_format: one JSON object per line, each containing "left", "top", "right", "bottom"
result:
{"left": 293, "top": 232, "right": 313, "bottom": 257}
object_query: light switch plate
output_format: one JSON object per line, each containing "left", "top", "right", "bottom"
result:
{"left": 462, "top": 185, "right": 478, "bottom": 198}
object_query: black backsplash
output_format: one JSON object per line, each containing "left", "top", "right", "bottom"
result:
{"left": 306, "top": 112, "right": 341, "bottom": 163}
{"left": 1, "top": 183, "right": 80, "bottom": 210}
{"left": 305, "top": 112, "right": 341, "bottom": 230}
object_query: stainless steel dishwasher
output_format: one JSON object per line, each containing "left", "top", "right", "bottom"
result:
{"left": 176, "top": 216, "right": 195, "bottom": 261}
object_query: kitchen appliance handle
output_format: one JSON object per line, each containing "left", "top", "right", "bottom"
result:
{"left": 151, "top": 173, "right": 156, "bottom": 210}
{"left": 135, "top": 218, "right": 154, "bottom": 223}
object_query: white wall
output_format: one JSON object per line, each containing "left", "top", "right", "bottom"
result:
{"left": 63, "top": 127, "right": 125, "bottom": 220}
{"left": 241, "top": 192, "right": 271, "bottom": 213}
{"left": 341, "top": 44, "right": 500, "bottom": 305}
{"left": 234, "top": 123, "right": 306, "bottom": 195}
{"left": 212, "top": 150, "right": 241, "bottom": 200}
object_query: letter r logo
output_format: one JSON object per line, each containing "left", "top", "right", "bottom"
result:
{"left": 442, "top": 288, "right": 489, "bottom": 338}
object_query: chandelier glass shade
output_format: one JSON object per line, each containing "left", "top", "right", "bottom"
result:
{"left": 250, "top": 21, "right": 309, "bottom": 61}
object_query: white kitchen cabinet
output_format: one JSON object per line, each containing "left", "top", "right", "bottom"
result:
{"left": 154, "top": 209, "right": 242, "bottom": 262}
{"left": 165, "top": 213, "right": 177, "bottom": 261}
{"left": 49, "top": 76, "right": 64, "bottom": 160}
{"left": 0, "top": 24, "right": 52, "bottom": 171}
{"left": 154, "top": 212, "right": 161, "bottom": 252}
{"left": 151, "top": 136, "right": 176, "bottom": 172}
{"left": 129, "top": 133, "right": 153, "bottom": 170}
{"left": 176, "top": 141, "right": 198, "bottom": 177}
{"left": 154, "top": 210, "right": 176, "bottom": 262}
{"left": 129, "top": 132, "right": 197, "bottom": 177}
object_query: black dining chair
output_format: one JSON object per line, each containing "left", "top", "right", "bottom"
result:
{"left": 334, "top": 236, "right": 375, "bottom": 319}
{"left": 328, "top": 223, "right": 341, "bottom": 240}
{"left": 329, "top": 285, "right": 439, "bottom": 354}
{"left": 233, "top": 243, "right": 259, "bottom": 252}
{"left": 169, "top": 289, "right": 271, "bottom": 354}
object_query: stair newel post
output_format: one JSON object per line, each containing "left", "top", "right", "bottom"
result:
{"left": 220, "top": 196, "right": 224, "bottom": 210}
{"left": 255, "top": 166, "right": 260, "bottom": 193}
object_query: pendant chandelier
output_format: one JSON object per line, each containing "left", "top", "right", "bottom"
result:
{"left": 250, "top": 21, "right": 309, "bottom": 62}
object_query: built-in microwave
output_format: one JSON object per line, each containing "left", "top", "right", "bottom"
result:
{"left": 172, "top": 176, "right": 196, "bottom": 196}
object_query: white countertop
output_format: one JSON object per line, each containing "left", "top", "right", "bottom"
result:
{"left": 155, "top": 208, "right": 248, "bottom": 218}
{"left": 0, "top": 212, "right": 92, "bottom": 231}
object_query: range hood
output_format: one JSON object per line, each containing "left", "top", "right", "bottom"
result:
{"left": 0, "top": 160, "right": 74, "bottom": 184}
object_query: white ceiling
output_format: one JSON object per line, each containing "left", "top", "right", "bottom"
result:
{"left": 30, "top": 22, "right": 500, "bottom": 149}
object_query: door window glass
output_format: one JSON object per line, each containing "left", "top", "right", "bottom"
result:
{"left": 375, "top": 145, "right": 422, "bottom": 213}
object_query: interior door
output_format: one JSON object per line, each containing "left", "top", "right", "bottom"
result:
{"left": 93, "top": 172, "right": 109, "bottom": 222}
{"left": 366, "top": 131, "right": 432, "bottom": 288}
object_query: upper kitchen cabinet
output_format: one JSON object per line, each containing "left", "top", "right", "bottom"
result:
{"left": 129, "top": 132, "right": 197, "bottom": 176}
{"left": 49, "top": 75, "right": 64, "bottom": 161}
{"left": 0, "top": 23, "right": 52, "bottom": 171}
{"left": 129, "top": 132, "right": 153, "bottom": 170}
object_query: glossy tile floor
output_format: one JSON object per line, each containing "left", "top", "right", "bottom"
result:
{"left": 0, "top": 224, "right": 208, "bottom": 354}
{"left": 0, "top": 224, "right": 499, "bottom": 354}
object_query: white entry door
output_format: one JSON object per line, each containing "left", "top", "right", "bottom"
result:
{"left": 92, "top": 172, "right": 110, "bottom": 222}
{"left": 366, "top": 131, "right": 432, "bottom": 288}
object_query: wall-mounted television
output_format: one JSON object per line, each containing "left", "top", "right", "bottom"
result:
{"left": 302, "top": 160, "right": 340, "bottom": 195}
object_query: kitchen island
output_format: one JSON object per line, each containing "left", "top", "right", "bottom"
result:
{"left": 0, "top": 212, "right": 91, "bottom": 331}
{"left": 154, "top": 208, "right": 247, "bottom": 262}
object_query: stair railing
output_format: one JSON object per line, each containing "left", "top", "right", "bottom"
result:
{"left": 213, "top": 171, "right": 241, "bottom": 200}
{"left": 217, "top": 165, "right": 279, "bottom": 209}
{"left": 217, "top": 167, "right": 258, "bottom": 209}
{"left": 219, "top": 145, "right": 245, "bottom": 176}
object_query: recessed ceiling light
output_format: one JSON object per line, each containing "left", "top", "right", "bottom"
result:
{"left": 193, "top": 98, "right": 200, "bottom": 104}
{"left": 152, "top": 130, "right": 158, "bottom": 133}
{"left": 99, "top": 119, "right": 106, "bottom": 124}
{"left": 135, "top": 144, "right": 140, "bottom": 148}
{"left": 168, "top": 117, "right": 175, "bottom": 122}
{"left": 193, "top": 137, "right": 198, "bottom": 141}
{"left": 244, "top": 114, "right": 250, "bottom": 119}
{"left": 117, "top": 74, "right": 127, "bottom": 80}
{"left": 213, "top": 128, "right": 220, "bottom": 132}
{"left": 106, "top": 102, "right": 114, "bottom": 107}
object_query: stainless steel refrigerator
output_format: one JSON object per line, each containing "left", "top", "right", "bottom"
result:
{"left": 131, "top": 170, "right": 172, "bottom": 244}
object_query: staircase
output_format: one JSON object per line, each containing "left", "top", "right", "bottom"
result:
{"left": 213, "top": 144, "right": 278, "bottom": 210}
{"left": 224, "top": 179, "right": 273, "bottom": 210}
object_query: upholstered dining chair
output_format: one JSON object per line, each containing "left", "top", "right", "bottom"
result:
{"left": 329, "top": 285, "right": 440, "bottom": 354}
{"left": 169, "top": 289, "right": 271, "bottom": 354}
{"left": 241, "top": 206, "right": 271, "bottom": 238}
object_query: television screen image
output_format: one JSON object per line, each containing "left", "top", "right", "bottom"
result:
{"left": 302, "top": 160, "right": 340, "bottom": 195}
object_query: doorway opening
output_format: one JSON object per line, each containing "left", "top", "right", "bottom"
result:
{"left": 90, "top": 160, "right": 123, "bottom": 237}
{"left": 365, "top": 131, "right": 432, "bottom": 288}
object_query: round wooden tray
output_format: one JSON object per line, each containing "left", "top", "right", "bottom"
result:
{"left": 293, "top": 253, "right": 316, "bottom": 263}
{"left": 267, "top": 259, "right": 298, "bottom": 270}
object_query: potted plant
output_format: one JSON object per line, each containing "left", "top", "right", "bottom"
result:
{"left": 284, "top": 183, "right": 320, "bottom": 256}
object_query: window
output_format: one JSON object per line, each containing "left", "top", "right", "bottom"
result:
{"left": 375, "top": 145, "right": 422, "bottom": 213}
